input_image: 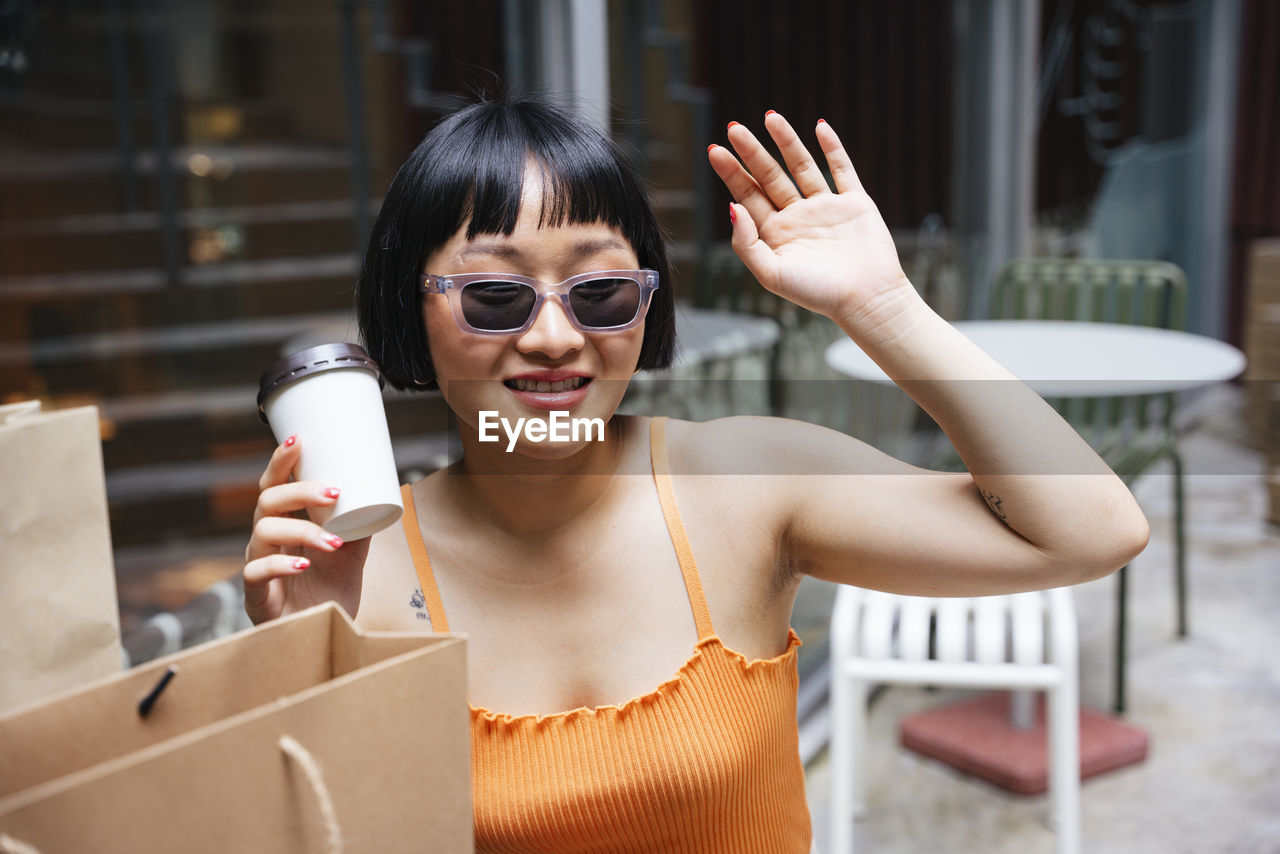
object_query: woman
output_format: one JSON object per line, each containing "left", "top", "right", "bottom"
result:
{"left": 243, "top": 97, "right": 1149, "bottom": 852}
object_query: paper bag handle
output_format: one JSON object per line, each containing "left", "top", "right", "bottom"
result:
{"left": 280, "top": 735, "right": 344, "bottom": 854}
{"left": 0, "top": 739, "right": 344, "bottom": 854}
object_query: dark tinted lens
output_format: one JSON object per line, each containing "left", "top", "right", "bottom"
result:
{"left": 568, "top": 278, "right": 641, "bottom": 329}
{"left": 459, "top": 281, "right": 537, "bottom": 330}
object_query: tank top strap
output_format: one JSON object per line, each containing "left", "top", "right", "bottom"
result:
{"left": 400, "top": 482, "right": 450, "bottom": 632}
{"left": 649, "top": 417, "right": 716, "bottom": 641}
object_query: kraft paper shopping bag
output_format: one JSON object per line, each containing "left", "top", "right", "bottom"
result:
{"left": 0, "top": 401, "right": 122, "bottom": 715}
{"left": 0, "top": 602, "right": 472, "bottom": 854}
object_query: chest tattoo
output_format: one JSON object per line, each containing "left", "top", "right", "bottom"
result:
{"left": 410, "top": 587, "right": 428, "bottom": 621}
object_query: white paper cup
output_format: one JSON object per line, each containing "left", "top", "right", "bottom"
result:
{"left": 257, "top": 343, "right": 403, "bottom": 540}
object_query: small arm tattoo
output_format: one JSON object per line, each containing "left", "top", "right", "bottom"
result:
{"left": 410, "top": 587, "right": 428, "bottom": 621}
{"left": 982, "top": 490, "right": 1008, "bottom": 522}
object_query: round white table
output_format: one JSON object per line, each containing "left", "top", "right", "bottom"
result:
{"left": 825, "top": 320, "right": 1246, "bottom": 395}
{"left": 824, "top": 319, "right": 1246, "bottom": 717}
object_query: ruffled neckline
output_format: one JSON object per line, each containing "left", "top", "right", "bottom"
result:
{"left": 470, "top": 628, "right": 801, "bottom": 727}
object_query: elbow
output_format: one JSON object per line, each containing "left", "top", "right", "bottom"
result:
{"left": 1110, "top": 512, "right": 1151, "bottom": 574}
{"left": 1126, "top": 510, "right": 1152, "bottom": 562}
{"left": 1076, "top": 502, "right": 1151, "bottom": 584}
{"left": 1114, "top": 489, "right": 1152, "bottom": 566}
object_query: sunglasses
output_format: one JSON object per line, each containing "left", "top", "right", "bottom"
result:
{"left": 419, "top": 269, "right": 659, "bottom": 335}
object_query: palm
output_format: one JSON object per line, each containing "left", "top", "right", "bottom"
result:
{"left": 709, "top": 115, "right": 909, "bottom": 320}
{"left": 753, "top": 191, "right": 904, "bottom": 315}
{"left": 285, "top": 544, "right": 366, "bottom": 614}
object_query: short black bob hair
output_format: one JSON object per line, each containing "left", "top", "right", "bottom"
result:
{"left": 357, "top": 95, "right": 676, "bottom": 391}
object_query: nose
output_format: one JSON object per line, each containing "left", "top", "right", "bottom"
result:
{"left": 514, "top": 296, "right": 586, "bottom": 360}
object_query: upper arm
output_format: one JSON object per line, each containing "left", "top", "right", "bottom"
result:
{"left": 678, "top": 416, "right": 1098, "bottom": 597}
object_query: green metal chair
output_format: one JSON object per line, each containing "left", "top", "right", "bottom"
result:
{"left": 989, "top": 258, "right": 1189, "bottom": 714}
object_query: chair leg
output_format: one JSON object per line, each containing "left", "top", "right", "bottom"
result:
{"left": 850, "top": 678, "right": 869, "bottom": 817}
{"left": 1114, "top": 564, "right": 1128, "bottom": 715}
{"left": 1048, "top": 682, "right": 1082, "bottom": 854}
{"left": 830, "top": 669, "right": 866, "bottom": 853}
{"left": 1172, "top": 448, "right": 1188, "bottom": 638}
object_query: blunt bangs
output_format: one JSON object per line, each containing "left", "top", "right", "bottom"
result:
{"left": 357, "top": 96, "right": 675, "bottom": 392}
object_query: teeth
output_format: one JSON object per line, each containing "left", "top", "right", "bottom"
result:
{"left": 510, "top": 377, "right": 586, "bottom": 393}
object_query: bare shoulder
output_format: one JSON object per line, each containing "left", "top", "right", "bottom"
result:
{"left": 655, "top": 414, "right": 906, "bottom": 572}
{"left": 658, "top": 415, "right": 934, "bottom": 593}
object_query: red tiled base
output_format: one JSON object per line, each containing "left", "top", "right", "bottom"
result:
{"left": 899, "top": 692, "right": 1149, "bottom": 794}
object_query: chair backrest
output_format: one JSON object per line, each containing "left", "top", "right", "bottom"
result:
{"left": 989, "top": 259, "right": 1187, "bottom": 330}
{"left": 988, "top": 259, "right": 1188, "bottom": 469}
{"left": 831, "top": 586, "right": 1077, "bottom": 673}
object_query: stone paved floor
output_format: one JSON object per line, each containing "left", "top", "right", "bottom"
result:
{"left": 802, "top": 386, "right": 1280, "bottom": 853}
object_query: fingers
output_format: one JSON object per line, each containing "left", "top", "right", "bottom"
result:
{"left": 242, "top": 552, "right": 307, "bottom": 625}
{"left": 728, "top": 202, "right": 780, "bottom": 288}
{"left": 246, "top": 515, "right": 345, "bottom": 563}
{"left": 707, "top": 135, "right": 776, "bottom": 226}
{"left": 259, "top": 434, "right": 300, "bottom": 492}
{"left": 244, "top": 552, "right": 311, "bottom": 589}
{"left": 725, "top": 119, "right": 802, "bottom": 211}
{"left": 253, "top": 480, "right": 341, "bottom": 527}
{"left": 814, "top": 118, "right": 864, "bottom": 195}
{"left": 763, "top": 111, "right": 830, "bottom": 197}
{"left": 708, "top": 113, "right": 864, "bottom": 206}
{"left": 243, "top": 435, "right": 349, "bottom": 625}
{"left": 253, "top": 435, "right": 342, "bottom": 524}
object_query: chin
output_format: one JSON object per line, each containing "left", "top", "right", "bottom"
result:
{"left": 462, "top": 431, "right": 615, "bottom": 474}
{"left": 511, "top": 437, "right": 601, "bottom": 462}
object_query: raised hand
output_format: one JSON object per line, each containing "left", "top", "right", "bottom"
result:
{"left": 242, "top": 436, "right": 370, "bottom": 624}
{"left": 707, "top": 112, "right": 913, "bottom": 331}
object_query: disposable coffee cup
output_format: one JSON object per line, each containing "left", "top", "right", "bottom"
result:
{"left": 257, "top": 343, "right": 403, "bottom": 540}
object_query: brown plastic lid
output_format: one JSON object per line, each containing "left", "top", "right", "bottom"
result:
{"left": 256, "top": 342, "right": 383, "bottom": 423}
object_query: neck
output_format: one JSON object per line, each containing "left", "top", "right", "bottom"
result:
{"left": 442, "top": 415, "right": 649, "bottom": 537}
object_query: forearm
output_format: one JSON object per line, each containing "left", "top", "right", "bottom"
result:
{"left": 835, "top": 287, "right": 1149, "bottom": 571}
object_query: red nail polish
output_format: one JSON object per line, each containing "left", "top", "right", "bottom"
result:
{"left": 284, "top": 435, "right": 297, "bottom": 448}
{"left": 728, "top": 204, "right": 737, "bottom": 224}
{"left": 818, "top": 118, "right": 828, "bottom": 125}
{"left": 766, "top": 110, "right": 777, "bottom": 117}
{"left": 323, "top": 487, "right": 341, "bottom": 499}
{"left": 293, "top": 557, "right": 310, "bottom": 570}
{"left": 325, "top": 534, "right": 344, "bottom": 549}
{"left": 707, "top": 144, "right": 716, "bottom": 154}
{"left": 728, "top": 121, "right": 740, "bottom": 131}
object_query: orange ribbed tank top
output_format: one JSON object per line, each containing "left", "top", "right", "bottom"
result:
{"left": 400, "top": 417, "right": 812, "bottom": 853}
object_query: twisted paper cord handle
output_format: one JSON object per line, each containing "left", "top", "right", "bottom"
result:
{"left": 279, "top": 735, "right": 344, "bottom": 854}
{"left": 0, "top": 739, "right": 343, "bottom": 854}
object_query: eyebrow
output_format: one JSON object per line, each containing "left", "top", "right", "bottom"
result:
{"left": 457, "top": 237, "right": 630, "bottom": 263}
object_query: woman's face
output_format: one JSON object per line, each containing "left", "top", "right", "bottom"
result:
{"left": 421, "top": 168, "right": 645, "bottom": 459}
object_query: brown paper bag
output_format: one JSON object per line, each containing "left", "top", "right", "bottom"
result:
{"left": 0, "top": 401, "right": 123, "bottom": 715}
{"left": 0, "top": 602, "right": 472, "bottom": 854}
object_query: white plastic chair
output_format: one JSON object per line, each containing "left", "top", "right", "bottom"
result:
{"left": 828, "top": 586, "right": 1081, "bottom": 854}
